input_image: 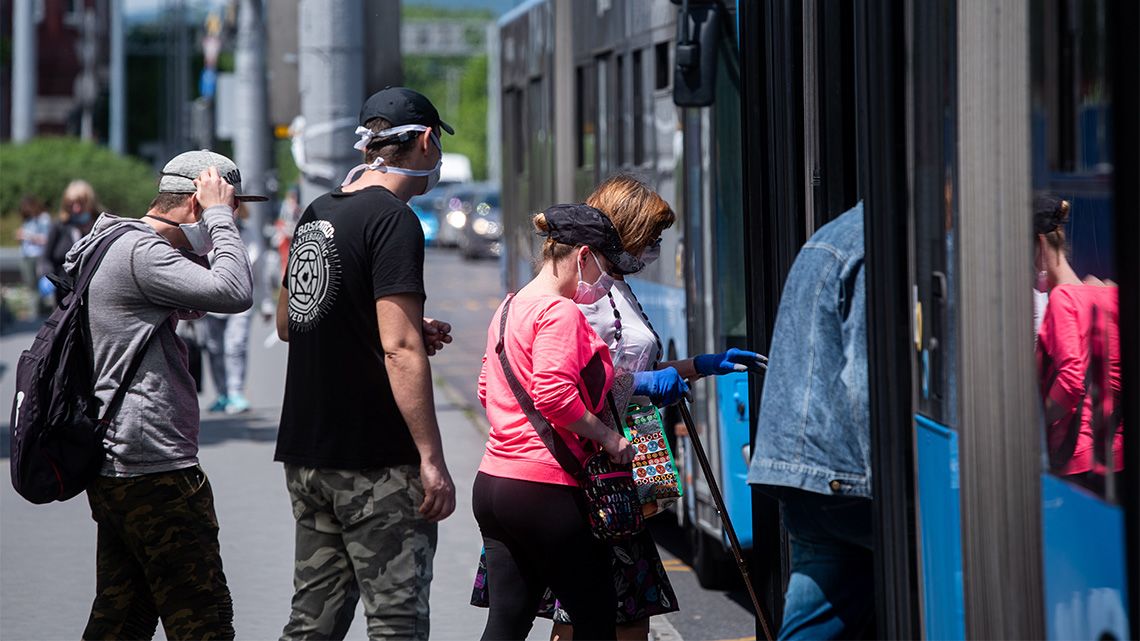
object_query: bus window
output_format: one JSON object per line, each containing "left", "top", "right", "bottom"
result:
{"left": 633, "top": 48, "right": 646, "bottom": 166}
{"left": 597, "top": 53, "right": 612, "bottom": 176}
{"left": 1031, "top": 0, "right": 1123, "bottom": 501}
{"left": 713, "top": 42, "right": 746, "bottom": 343}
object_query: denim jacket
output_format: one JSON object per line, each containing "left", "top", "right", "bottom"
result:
{"left": 747, "top": 203, "right": 870, "bottom": 498}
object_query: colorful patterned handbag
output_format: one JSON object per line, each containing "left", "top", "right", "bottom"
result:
{"left": 623, "top": 403, "right": 683, "bottom": 517}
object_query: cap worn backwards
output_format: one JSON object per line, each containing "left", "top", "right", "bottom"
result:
{"left": 158, "top": 150, "right": 268, "bottom": 202}
{"left": 542, "top": 203, "right": 643, "bottom": 275}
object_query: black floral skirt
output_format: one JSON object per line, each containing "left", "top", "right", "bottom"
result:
{"left": 470, "top": 527, "right": 679, "bottom": 624}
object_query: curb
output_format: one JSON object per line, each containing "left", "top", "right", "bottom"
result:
{"left": 651, "top": 615, "right": 686, "bottom": 641}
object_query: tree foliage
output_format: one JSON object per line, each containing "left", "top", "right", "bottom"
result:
{"left": 0, "top": 138, "right": 158, "bottom": 245}
{"left": 404, "top": 53, "right": 490, "bottom": 181}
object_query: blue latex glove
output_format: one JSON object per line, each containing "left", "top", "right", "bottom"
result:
{"left": 693, "top": 348, "right": 768, "bottom": 376}
{"left": 632, "top": 367, "right": 690, "bottom": 407}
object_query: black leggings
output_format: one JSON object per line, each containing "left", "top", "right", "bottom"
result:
{"left": 472, "top": 472, "right": 616, "bottom": 641}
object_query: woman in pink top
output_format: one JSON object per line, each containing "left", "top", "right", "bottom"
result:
{"left": 1034, "top": 195, "right": 1123, "bottom": 491}
{"left": 473, "top": 203, "right": 689, "bottom": 641}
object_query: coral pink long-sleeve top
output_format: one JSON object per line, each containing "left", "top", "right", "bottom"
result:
{"left": 478, "top": 294, "right": 614, "bottom": 487}
{"left": 1036, "top": 284, "right": 1123, "bottom": 476}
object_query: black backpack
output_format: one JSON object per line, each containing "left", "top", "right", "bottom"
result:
{"left": 9, "top": 226, "right": 158, "bottom": 503}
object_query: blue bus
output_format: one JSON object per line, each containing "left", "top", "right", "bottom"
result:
{"left": 498, "top": 0, "right": 1137, "bottom": 638}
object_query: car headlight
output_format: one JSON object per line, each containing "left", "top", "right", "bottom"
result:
{"left": 446, "top": 210, "right": 467, "bottom": 229}
{"left": 472, "top": 217, "right": 490, "bottom": 236}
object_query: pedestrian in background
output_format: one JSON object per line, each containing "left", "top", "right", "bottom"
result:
{"left": 68, "top": 152, "right": 260, "bottom": 640}
{"left": 15, "top": 194, "right": 51, "bottom": 296}
{"left": 273, "top": 184, "right": 302, "bottom": 278}
{"left": 274, "top": 87, "right": 456, "bottom": 641}
{"left": 747, "top": 202, "right": 872, "bottom": 640}
{"left": 202, "top": 203, "right": 266, "bottom": 415}
{"left": 42, "top": 179, "right": 99, "bottom": 281}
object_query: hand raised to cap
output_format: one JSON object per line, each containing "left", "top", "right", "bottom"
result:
{"left": 194, "top": 166, "right": 236, "bottom": 210}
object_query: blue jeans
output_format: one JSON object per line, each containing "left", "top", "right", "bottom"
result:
{"left": 778, "top": 489, "right": 874, "bottom": 640}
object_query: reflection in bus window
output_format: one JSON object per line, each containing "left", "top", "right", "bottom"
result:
{"left": 1033, "top": 195, "right": 1123, "bottom": 498}
{"left": 1030, "top": 0, "right": 1123, "bottom": 500}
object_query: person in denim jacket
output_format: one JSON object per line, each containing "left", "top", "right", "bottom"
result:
{"left": 747, "top": 201, "right": 871, "bottom": 640}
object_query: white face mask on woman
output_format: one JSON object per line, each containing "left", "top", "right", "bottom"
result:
{"left": 573, "top": 250, "right": 615, "bottom": 305}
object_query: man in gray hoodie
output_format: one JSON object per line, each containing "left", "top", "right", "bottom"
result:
{"left": 66, "top": 151, "right": 261, "bottom": 640}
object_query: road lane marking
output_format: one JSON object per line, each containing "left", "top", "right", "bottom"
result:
{"left": 661, "top": 559, "right": 691, "bottom": 573}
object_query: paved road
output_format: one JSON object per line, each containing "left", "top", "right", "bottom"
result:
{"left": 0, "top": 248, "right": 758, "bottom": 641}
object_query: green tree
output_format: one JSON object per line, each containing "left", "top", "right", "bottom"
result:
{"left": 404, "top": 54, "right": 490, "bottom": 180}
{"left": 0, "top": 138, "right": 158, "bottom": 245}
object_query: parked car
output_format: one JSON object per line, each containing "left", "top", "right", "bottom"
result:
{"left": 454, "top": 186, "right": 502, "bottom": 260}
{"left": 407, "top": 195, "right": 441, "bottom": 245}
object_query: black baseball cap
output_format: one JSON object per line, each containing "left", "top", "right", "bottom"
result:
{"left": 359, "top": 87, "right": 455, "bottom": 135}
{"left": 542, "top": 203, "right": 643, "bottom": 275}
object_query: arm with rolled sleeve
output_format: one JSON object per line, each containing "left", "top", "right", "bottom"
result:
{"left": 133, "top": 206, "right": 253, "bottom": 314}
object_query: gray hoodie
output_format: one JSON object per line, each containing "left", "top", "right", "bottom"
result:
{"left": 65, "top": 207, "right": 252, "bottom": 477}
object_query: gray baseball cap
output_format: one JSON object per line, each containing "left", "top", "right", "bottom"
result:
{"left": 158, "top": 150, "right": 268, "bottom": 202}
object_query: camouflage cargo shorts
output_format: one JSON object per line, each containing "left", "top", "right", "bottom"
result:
{"left": 281, "top": 464, "right": 438, "bottom": 641}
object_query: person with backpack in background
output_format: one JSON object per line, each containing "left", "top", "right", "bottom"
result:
{"left": 64, "top": 151, "right": 260, "bottom": 640}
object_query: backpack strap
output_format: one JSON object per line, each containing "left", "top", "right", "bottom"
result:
{"left": 59, "top": 226, "right": 136, "bottom": 303}
{"left": 64, "top": 225, "right": 169, "bottom": 425}
{"left": 495, "top": 295, "right": 588, "bottom": 478}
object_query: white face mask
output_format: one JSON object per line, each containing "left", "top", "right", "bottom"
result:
{"left": 146, "top": 213, "right": 214, "bottom": 256}
{"left": 342, "top": 125, "right": 443, "bottom": 195}
{"left": 181, "top": 219, "right": 215, "bottom": 256}
{"left": 573, "top": 250, "right": 615, "bottom": 305}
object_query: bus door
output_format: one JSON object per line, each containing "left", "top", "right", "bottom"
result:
{"left": 737, "top": 0, "right": 862, "bottom": 628}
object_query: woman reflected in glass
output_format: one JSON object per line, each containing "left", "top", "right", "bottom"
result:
{"left": 1034, "top": 194, "right": 1124, "bottom": 494}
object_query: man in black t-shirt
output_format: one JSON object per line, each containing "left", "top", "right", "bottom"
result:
{"left": 275, "top": 87, "right": 457, "bottom": 641}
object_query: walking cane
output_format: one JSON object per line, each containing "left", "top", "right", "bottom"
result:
{"left": 678, "top": 400, "right": 775, "bottom": 641}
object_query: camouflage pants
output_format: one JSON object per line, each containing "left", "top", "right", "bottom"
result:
{"left": 281, "top": 464, "right": 437, "bottom": 641}
{"left": 83, "top": 465, "right": 234, "bottom": 640}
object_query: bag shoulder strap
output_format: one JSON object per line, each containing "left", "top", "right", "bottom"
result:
{"left": 72, "top": 226, "right": 168, "bottom": 424}
{"left": 496, "top": 295, "right": 586, "bottom": 478}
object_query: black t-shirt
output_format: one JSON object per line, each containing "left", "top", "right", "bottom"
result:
{"left": 275, "top": 186, "right": 425, "bottom": 469}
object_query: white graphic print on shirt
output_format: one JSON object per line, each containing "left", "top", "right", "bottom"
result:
{"left": 288, "top": 219, "right": 341, "bottom": 331}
